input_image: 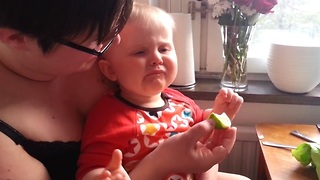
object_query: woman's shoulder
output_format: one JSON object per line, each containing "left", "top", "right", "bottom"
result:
{"left": 0, "top": 131, "right": 52, "bottom": 179}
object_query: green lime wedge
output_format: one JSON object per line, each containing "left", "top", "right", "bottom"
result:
{"left": 209, "top": 112, "right": 231, "bottom": 129}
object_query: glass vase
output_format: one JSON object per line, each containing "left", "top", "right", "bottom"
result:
{"left": 220, "top": 25, "right": 255, "bottom": 92}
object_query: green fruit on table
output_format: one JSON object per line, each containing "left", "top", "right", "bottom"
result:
{"left": 292, "top": 142, "right": 320, "bottom": 179}
{"left": 209, "top": 112, "right": 231, "bottom": 129}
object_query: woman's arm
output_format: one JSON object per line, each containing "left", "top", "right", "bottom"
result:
{"left": 0, "top": 133, "right": 50, "bottom": 179}
{"left": 129, "top": 120, "right": 237, "bottom": 180}
{"left": 196, "top": 164, "right": 219, "bottom": 180}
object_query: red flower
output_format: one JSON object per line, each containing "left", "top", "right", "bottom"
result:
{"left": 233, "top": 0, "right": 252, "bottom": 6}
{"left": 252, "top": 0, "right": 278, "bottom": 14}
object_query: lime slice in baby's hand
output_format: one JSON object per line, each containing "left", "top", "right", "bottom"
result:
{"left": 209, "top": 112, "right": 231, "bottom": 129}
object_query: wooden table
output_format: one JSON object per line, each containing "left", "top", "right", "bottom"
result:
{"left": 256, "top": 123, "right": 320, "bottom": 180}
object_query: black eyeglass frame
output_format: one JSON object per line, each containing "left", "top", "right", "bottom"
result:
{"left": 56, "top": 38, "right": 114, "bottom": 57}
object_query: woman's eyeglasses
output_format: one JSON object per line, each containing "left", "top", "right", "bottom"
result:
{"left": 56, "top": 38, "right": 114, "bottom": 57}
{"left": 55, "top": 25, "right": 120, "bottom": 56}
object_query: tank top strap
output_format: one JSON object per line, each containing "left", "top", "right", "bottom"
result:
{"left": 0, "top": 119, "right": 26, "bottom": 145}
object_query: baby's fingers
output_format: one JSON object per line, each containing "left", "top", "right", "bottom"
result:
{"left": 106, "top": 149, "right": 123, "bottom": 171}
{"left": 227, "top": 93, "right": 243, "bottom": 109}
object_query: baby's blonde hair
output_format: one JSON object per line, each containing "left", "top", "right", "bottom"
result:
{"left": 129, "top": 2, "right": 175, "bottom": 32}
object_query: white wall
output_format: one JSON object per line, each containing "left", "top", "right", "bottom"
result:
{"left": 134, "top": 0, "right": 320, "bottom": 125}
{"left": 134, "top": 0, "right": 271, "bottom": 74}
{"left": 134, "top": 0, "right": 149, "bottom": 4}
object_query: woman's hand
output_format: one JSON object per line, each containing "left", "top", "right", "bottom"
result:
{"left": 129, "top": 119, "right": 237, "bottom": 180}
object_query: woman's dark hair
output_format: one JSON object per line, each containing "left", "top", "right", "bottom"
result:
{"left": 0, "top": 0, "right": 133, "bottom": 52}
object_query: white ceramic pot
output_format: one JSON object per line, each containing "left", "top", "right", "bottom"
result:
{"left": 267, "top": 42, "right": 320, "bottom": 93}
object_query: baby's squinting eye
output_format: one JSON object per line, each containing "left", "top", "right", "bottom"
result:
{"left": 159, "top": 48, "right": 170, "bottom": 53}
{"left": 134, "top": 50, "right": 145, "bottom": 55}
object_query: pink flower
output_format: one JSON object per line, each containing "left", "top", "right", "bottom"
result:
{"left": 209, "top": 0, "right": 278, "bottom": 25}
{"left": 233, "top": 0, "right": 252, "bottom": 6}
{"left": 252, "top": 0, "right": 277, "bottom": 14}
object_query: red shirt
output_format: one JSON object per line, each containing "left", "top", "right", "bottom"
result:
{"left": 77, "top": 88, "right": 204, "bottom": 180}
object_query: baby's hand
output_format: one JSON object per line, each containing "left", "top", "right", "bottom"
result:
{"left": 212, "top": 88, "right": 243, "bottom": 120}
{"left": 82, "top": 149, "right": 130, "bottom": 180}
{"left": 103, "top": 149, "right": 130, "bottom": 180}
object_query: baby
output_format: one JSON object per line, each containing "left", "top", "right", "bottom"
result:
{"left": 77, "top": 2, "right": 244, "bottom": 180}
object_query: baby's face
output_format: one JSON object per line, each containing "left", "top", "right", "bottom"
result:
{"left": 100, "top": 21, "right": 177, "bottom": 98}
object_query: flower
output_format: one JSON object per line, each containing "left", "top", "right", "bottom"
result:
{"left": 208, "top": 0, "right": 278, "bottom": 26}
{"left": 210, "top": 0, "right": 277, "bottom": 91}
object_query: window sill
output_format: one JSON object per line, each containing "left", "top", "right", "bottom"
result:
{"left": 175, "top": 73, "right": 320, "bottom": 106}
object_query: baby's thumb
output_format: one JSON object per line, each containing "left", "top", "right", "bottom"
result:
{"left": 106, "top": 149, "right": 123, "bottom": 170}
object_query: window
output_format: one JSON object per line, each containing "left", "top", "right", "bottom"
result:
{"left": 135, "top": 0, "right": 320, "bottom": 73}
{"left": 249, "top": 0, "right": 320, "bottom": 72}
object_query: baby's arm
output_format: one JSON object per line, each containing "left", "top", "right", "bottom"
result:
{"left": 205, "top": 88, "right": 243, "bottom": 120}
{"left": 81, "top": 149, "right": 130, "bottom": 180}
{"left": 199, "top": 88, "right": 243, "bottom": 179}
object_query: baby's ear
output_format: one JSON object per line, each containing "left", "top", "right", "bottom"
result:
{"left": 0, "top": 28, "right": 28, "bottom": 50}
{"left": 99, "top": 60, "right": 117, "bottom": 81}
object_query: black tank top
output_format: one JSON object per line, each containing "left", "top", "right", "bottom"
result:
{"left": 0, "top": 119, "right": 80, "bottom": 180}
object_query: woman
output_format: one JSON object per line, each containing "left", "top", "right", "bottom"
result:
{"left": 0, "top": 1, "right": 132, "bottom": 179}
